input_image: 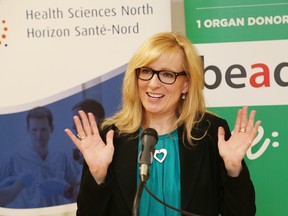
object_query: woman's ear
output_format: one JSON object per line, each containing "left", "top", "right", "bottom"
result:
{"left": 182, "top": 78, "right": 189, "bottom": 94}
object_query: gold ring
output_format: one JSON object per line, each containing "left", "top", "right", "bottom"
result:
{"left": 239, "top": 128, "right": 246, "bottom": 133}
{"left": 77, "top": 134, "right": 86, "bottom": 141}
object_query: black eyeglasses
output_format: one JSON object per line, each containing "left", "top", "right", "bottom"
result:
{"left": 136, "top": 67, "right": 186, "bottom": 85}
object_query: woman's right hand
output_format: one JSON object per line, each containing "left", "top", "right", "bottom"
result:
{"left": 65, "top": 110, "right": 114, "bottom": 184}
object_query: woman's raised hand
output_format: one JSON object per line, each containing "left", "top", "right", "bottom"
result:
{"left": 218, "top": 106, "right": 261, "bottom": 177}
{"left": 65, "top": 110, "right": 114, "bottom": 184}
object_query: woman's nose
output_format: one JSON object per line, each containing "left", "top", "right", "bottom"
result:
{"left": 148, "top": 74, "right": 161, "bottom": 87}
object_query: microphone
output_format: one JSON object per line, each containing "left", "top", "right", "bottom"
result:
{"left": 139, "top": 128, "right": 158, "bottom": 182}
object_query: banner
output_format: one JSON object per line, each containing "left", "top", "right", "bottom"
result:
{"left": 0, "top": 0, "right": 171, "bottom": 215}
{"left": 185, "top": 0, "right": 288, "bottom": 215}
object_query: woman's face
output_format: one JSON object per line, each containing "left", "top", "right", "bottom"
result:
{"left": 138, "top": 51, "right": 189, "bottom": 118}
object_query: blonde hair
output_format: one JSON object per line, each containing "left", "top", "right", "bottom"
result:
{"left": 102, "top": 32, "right": 207, "bottom": 145}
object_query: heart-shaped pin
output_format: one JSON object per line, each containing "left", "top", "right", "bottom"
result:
{"left": 154, "top": 149, "right": 167, "bottom": 163}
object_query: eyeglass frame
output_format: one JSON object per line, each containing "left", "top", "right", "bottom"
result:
{"left": 135, "top": 67, "right": 187, "bottom": 85}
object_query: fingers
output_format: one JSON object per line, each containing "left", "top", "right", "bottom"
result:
{"left": 235, "top": 106, "right": 258, "bottom": 134}
{"left": 77, "top": 110, "right": 92, "bottom": 136}
{"left": 241, "top": 107, "right": 260, "bottom": 136}
{"left": 106, "top": 130, "right": 114, "bottom": 149}
{"left": 88, "top": 112, "right": 100, "bottom": 136}
{"left": 239, "top": 106, "right": 248, "bottom": 132}
{"left": 73, "top": 114, "right": 86, "bottom": 139}
{"left": 65, "top": 110, "right": 102, "bottom": 147}
{"left": 64, "top": 128, "right": 81, "bottom": 149}
{"left": 217, "top": 126, "right": 226, "bottom": 146}
{"left": 249, "top": 120, "right": 262, "bottom": 142}
{"left": 234, "top": 109, "right": 242, "bottom": 133}
{"left": 246, "top": 109, "right": 256, "bottom": 133}
{"left": 235, "top": 106, "right": 261, "bottom": 149}
{"left": 74, "top": 110, "right": 100, "bottom": 137}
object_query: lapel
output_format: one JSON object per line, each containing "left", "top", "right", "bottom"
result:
{"left": 113, "top": 131, "right": 139, "bottom": 211}
{"left": 178, "top": 125, "right": 207, "bottom": 211}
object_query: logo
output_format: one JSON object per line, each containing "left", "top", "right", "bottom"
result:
{"left": 202, "top": 56, "right": 288, "bottom": 89}
{"left": 246, "top": 125, "right": 280, "bottom": 160}
{"left": 0, "top": 19, "right": 8, "bottom": 47}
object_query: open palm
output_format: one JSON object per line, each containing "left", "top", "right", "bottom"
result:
{"left": 218, "top": 106, "right": 261, "bottom": 176}
{"left": 65, "top": 111, "right": 114, "bottom": 184}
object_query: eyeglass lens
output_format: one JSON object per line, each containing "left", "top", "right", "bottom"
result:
{"left": 137, "top": 68, "right": 183, "bottom": 84}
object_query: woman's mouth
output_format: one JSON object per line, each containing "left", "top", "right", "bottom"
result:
{"left": 147, "top": 92, "right": 164, "bottom": 99}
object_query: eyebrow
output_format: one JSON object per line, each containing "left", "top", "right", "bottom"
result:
{"left": 145, "top": 67, "right": 184, "bottom": 72}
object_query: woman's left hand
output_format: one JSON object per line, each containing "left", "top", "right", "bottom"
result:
{"left": 218, "top": 106, "right": 261, "bottom": 177}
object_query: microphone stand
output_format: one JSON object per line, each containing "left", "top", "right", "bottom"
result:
{"left": 132, "top": 180, "right": 145, "bottom": 216}
{"left": 132, "top": 164, "right": 150, "bottom": 216}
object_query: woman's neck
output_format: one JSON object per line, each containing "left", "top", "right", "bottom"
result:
{"left": 143, "top": 112, "right": 178, "bottom": 135}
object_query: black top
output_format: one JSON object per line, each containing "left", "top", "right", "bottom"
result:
{"left": 76, "top": 113, "right": 256, "bottom": 216}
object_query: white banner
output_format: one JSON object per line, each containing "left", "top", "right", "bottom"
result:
{"left": 0, "top": 0, "right": 171, "bottom": 215}
{"left": 0, "top": 0, "right": 171, "bottom": 113}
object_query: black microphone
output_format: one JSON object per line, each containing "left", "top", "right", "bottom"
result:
{"left": 139, "top": 128, "right": 158, "bottom": 182}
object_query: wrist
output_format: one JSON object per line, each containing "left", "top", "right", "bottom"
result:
{"left": 225, "top": 162, "right": 243, "bottom": 177}
{"left": 90, "top": 165, "right": 109, "bottom": 185}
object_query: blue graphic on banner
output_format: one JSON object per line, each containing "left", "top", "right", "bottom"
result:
{"left": 0, "top": 70, "right": 124, "bottom": 208}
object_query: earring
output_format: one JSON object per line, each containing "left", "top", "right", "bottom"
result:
{"left": 181, "top": 93, "right": 186, "bottom": 100}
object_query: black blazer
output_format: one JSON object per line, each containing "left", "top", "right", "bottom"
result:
{"left": 76, "top": 113, "right": 256, "bottom": 216}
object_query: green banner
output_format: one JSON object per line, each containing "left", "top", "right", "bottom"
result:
{"left": 185, "top": 0, "right": 288, "bottom": 43}
{"left": 185, "top": 0, "right": 288, "bottom": 215}
{"left": 208, "top": 105, "right": 288, "bottom": 215}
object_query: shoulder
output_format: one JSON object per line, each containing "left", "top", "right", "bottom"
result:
{"left": 100, "top": 124, "right": 139, "bottom": 143}
{"left": 202, "top": 112, "right": 229, "bottom": 129}
{"left": 190, "top": 112, "right": 231, "bottom": 143}
{"left": 193, "top": 112, "right": 228, "bottom": 131}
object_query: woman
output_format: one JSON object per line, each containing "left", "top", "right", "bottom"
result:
{"left": 65, "top": 32, "right": 261, "bottom": 216}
